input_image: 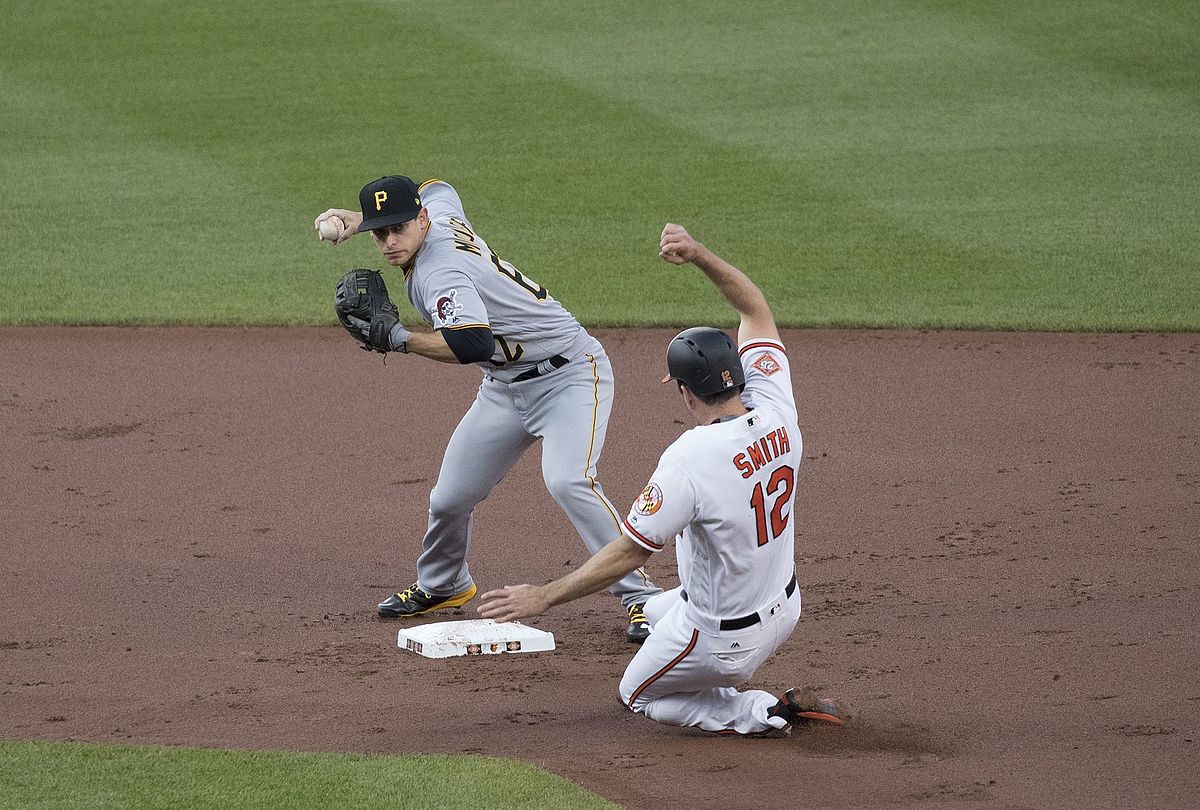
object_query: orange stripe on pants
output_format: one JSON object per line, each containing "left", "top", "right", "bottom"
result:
{"left": 627, "top": 629, "right": 699, "bottom": 708}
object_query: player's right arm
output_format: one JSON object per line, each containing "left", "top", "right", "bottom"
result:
{"left": 478, "top": 454, "right": 693, "bottom": 622}
{"left": 314, "top": 208, "right": 363, "bottom": 244}
{"left": 477, "top": 535, "right": 653, "bottom": 622}
{"left": 659, "top": 223, "right": 779, "bottom": 345}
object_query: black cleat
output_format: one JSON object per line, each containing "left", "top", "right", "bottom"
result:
{"left": 767, "top": 687, "right": 847, "bottom": 728}
{"left": 625, "top": 602, "right": 651, "bottom": 644}
{"left": 377, "top": 582, "right": 478, "bottom": 617}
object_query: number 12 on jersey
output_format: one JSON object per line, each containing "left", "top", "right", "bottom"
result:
{"left": 750, "top": 465, "right": 795, "bottom": 546}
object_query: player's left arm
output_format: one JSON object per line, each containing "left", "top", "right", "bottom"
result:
{"left": 478, "top": 535, "right": 652, "bottom": 622}
{"left": 397, "top": 329, "right": 473, "bottom": 364}
{"left": 659, "top": 223, "right": 779, "bottom": 345}
{"left": 406, "top": 267, "right": 494, "bottom": 364}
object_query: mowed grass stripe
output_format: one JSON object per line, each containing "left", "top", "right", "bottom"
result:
{"left": 0, "top": 741, "right": 617, "bottom": 810}
{"left": 0, "top": 1, "right": 399, "bottom": 325}
{"left": 420, "top": 0, "right": 1200, "bottom": 329}
{"left": 0, "top": 1, "right": 1022, "bottom": 328}
{"left": 1, "top": 1, "right": 1197, "bottom": 328}
{"left": 0, "top": 76, "right": 316, "bottom": 324}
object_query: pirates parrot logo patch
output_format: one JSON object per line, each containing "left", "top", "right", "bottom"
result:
{"left": 751, "top": 351, "right": 782, "bottom": 376}
{"left": 431, "top": 289, "right": 464, "bottom": 327}
{"left": 635, "top": 482, "right": 663, "bottom": 516}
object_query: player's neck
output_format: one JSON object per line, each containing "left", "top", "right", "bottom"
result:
{"left": 692, "top": 400, "right": 748, "bottom": 426}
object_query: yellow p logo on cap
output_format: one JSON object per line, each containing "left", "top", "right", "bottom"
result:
{"left": 374, "top": 190, "right": 388, "bottom": 211}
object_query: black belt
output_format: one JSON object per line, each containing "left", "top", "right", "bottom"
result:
{"left": 512, "top": 354, "right": 569, "bottom": 382}
{"left": 681, "top": 574, "right": 796, "bottom": 631}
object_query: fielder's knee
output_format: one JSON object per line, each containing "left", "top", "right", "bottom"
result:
{"left": 427, "top": 482, "right": 486, "bottom": 519}
{"left": 540, "top": 468, "right": 583, "bottom": 508}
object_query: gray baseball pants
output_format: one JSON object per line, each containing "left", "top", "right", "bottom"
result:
{"left": 413, "top": 347, "right": 661, "bottom": 607}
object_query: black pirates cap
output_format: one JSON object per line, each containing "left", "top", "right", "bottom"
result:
{"left": 358, "top": 175, "right": 423, "bottom": 232}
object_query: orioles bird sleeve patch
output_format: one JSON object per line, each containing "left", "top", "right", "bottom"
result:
{"left": 635, "top": 483, "right": 663, "bottom": 515}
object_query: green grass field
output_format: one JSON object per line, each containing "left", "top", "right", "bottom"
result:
{"left": 0, "top": 2, "right": 1196, "bottom": 806}
{"left": 0, "top": 741, "right": 615, "bottom": 809}
{"left": 1, "top": 1, "right": 1196, "bottom": 329}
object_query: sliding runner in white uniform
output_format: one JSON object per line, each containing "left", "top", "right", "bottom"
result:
{"left": 480, "top": 223, "right": 847, "bottom": 735}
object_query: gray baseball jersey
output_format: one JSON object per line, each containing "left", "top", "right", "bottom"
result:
{"left": 394, "top": 179, "right": 660, "bottom": 614}
{"left": 404, "top": 180, "right": 590, "bottom": 382}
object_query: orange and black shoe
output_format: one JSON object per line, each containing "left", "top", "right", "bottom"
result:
{"left": 767, "top": 687, "right": 847, "bottom": 727}
{"left": 625, "top": 603, "right": 651, "bottom": 644}
{"left": 377, "top": 582, "right": 478, "bottom": 617}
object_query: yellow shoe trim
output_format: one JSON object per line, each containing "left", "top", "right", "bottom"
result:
{"left": 411, "top": 583, "right": 478, "bottom": 615}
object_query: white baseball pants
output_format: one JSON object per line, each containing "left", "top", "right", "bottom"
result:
{"left": 618, "top": 583, "right": 802, "bottom": 735}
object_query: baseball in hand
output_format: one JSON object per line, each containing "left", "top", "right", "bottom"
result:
{"left": 318, "top": 216, "right": 344, "bottom": 242}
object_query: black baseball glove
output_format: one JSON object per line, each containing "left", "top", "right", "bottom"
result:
{"left": 334, "top": 268, "right": 400, "bottom": 353}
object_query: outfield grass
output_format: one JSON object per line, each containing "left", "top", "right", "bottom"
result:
{"left": 0, "top": 741, "right": 616, "bottom": 810}
{"left": 0, "top": 1, "right": 1196, "bottom": 329}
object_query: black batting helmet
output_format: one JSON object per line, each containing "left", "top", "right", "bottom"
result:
{"left": 661, "top": 327, "right": 745, "bottom": 396}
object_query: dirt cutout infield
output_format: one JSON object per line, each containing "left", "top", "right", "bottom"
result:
{"left": 2, "top": 327, "right": 1197, "bottom": 809}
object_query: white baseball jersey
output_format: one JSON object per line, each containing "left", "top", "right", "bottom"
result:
{"left": 621, "top": 338, "right": 801, "bottom": 626}
{"left": 403, "top": 180, "right": 589, "bottom": 381}
{"left": 614, "top": 337, "right": 804, "bottom": 734}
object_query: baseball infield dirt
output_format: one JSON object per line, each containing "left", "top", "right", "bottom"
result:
{"left": 1, "top": 327, "right": 1197, "bottom": 809}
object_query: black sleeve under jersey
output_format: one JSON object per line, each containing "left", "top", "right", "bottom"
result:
{"left": 441, "top": 325, "right": 494, "bottom": 364}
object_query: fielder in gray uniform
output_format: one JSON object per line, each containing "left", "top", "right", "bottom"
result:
{"left": 315, "top": 175, "right": 661, "bottom": 642}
